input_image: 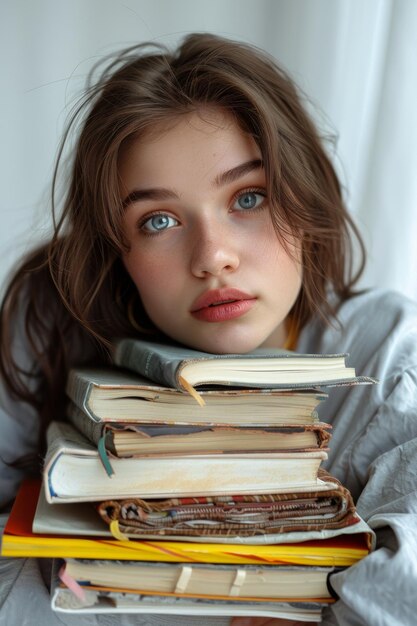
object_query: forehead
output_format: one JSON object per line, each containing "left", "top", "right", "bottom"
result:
{"left": 118, "top": 107, "right": 262, "bottom": 186}
{"left": 139, "top": 106, "right": 249, "bottom": 144}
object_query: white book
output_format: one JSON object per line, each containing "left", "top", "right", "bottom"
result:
{"left": 43, "top": 422, "right": 328, "bottom": 503}
{"left": 51, "top": 585, "right": 322, "bottom": 621}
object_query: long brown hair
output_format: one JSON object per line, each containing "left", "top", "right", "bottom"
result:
{"left": 0, "top": 33, "right": 365, "bottom": 460}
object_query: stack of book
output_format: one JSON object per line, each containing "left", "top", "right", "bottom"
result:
{"left": 1, "top": 339, "right": 376, "bottom": 621}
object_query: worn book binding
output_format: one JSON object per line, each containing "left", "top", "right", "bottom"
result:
{"left": 67, "top": 401, "right": 331, "bottom": 457}
{"left": 112, "top": 338, "right": 376, "bottom": 391}
{"left": 66, "top": 366, "right": 328, "bottom": 426}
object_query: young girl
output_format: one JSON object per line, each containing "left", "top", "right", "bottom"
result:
{"left": 1, "top": 33, "right": 416, "bottom": 626}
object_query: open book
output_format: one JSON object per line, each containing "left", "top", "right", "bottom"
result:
{"left": 113, "top": 338, "right": 376, "bottom": 391}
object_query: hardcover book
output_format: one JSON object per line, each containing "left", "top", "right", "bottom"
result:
{"left": 112, "top": 338, "right": 375, "bottom": 391}
{"left": 55, "top": 558, "right": 337, "bottom": 602}
{"left": 67, "top": 403, "right": 331, "bottom": 457}
{"left": 66, "top": 367, "right": 327, "bottom": 426}
{"left": 43, "top": 422, "right": 329, "bottom": 503}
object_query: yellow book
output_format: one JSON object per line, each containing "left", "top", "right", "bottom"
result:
{"left": 2, "top": 479, "right": 373, "bottom": 566}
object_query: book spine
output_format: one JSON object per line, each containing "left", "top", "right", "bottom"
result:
{"left": 316, "top": 428, "right": 332, "bottom": 449}
{"left": 114, "top": 340, "right": 180, "bottom": 389}
{"left": 67, "top": 404, "right": 103, "bottom": 446}
{"left": 66, "top": 373, "right": 99, "bottom": 422}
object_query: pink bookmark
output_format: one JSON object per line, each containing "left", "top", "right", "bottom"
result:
{"left": 58, "top": 563, "right": 86, "bottom": 602}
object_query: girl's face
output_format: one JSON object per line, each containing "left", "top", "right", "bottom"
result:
{"left": 120, "top": 108, "right": 302, "bottom": 354}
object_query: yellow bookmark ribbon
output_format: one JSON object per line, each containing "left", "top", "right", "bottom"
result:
{"left": 110, "top": 520, "right": 130, "bottom": 541}
{"left": 178, "top": 376, "right": 206, "bottom": 406}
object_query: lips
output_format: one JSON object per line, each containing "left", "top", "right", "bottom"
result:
{"left": 190, "top": 288, "right": 257, "bottom": 323}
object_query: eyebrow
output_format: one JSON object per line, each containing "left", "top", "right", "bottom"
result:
{"left": 122, "top": 158, "right": 264, "bottom": 208}
{"left": 213, "top": 158, "right": 263, "bottom": 187}
{"left": 122, "top": 187, "right": 177, "bottom": 208}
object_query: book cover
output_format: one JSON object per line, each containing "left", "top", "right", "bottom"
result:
{"left": 113, "top": 338, "right": 376, "bottom": 391}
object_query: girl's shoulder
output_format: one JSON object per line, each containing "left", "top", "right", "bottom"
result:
{"left": 298, "top": 288, "right": 417, "bottom": 375}
{"left": 337, "top": 287, "right": 417, "bottom": 321}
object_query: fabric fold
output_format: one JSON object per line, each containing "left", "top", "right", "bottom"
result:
{"left": 97, "top": 470, "right": 358, "bottom": 538}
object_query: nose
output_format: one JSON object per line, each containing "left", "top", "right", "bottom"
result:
{"left": 190, "top": 221, "right": 240, "bottom": 278}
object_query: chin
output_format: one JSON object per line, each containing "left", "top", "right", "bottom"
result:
{"left": 177, "top": 331, "right": 265, "bottom": 355}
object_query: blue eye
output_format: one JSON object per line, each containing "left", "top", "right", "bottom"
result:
{"left": 141, "top": 214, "right": 178, "bottom": 233}
{"left": 233, "top": 191, "right": 265, "bottom": 211}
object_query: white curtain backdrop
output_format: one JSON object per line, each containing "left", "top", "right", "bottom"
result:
{"left": 1, "top": 0, "right": 417, "bottom": 298}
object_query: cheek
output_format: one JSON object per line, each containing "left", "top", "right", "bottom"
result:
{"left": 280, "top": 246, "right": 303, "bottom": 291}
{"left": 262, "top": 233, "right": 303, "bottom": 290}
{"left": 123, "top": 250, "right": 179, "bottom": 305}
{"left": 258, "top": 224, "right": 302, "bottom": 268}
